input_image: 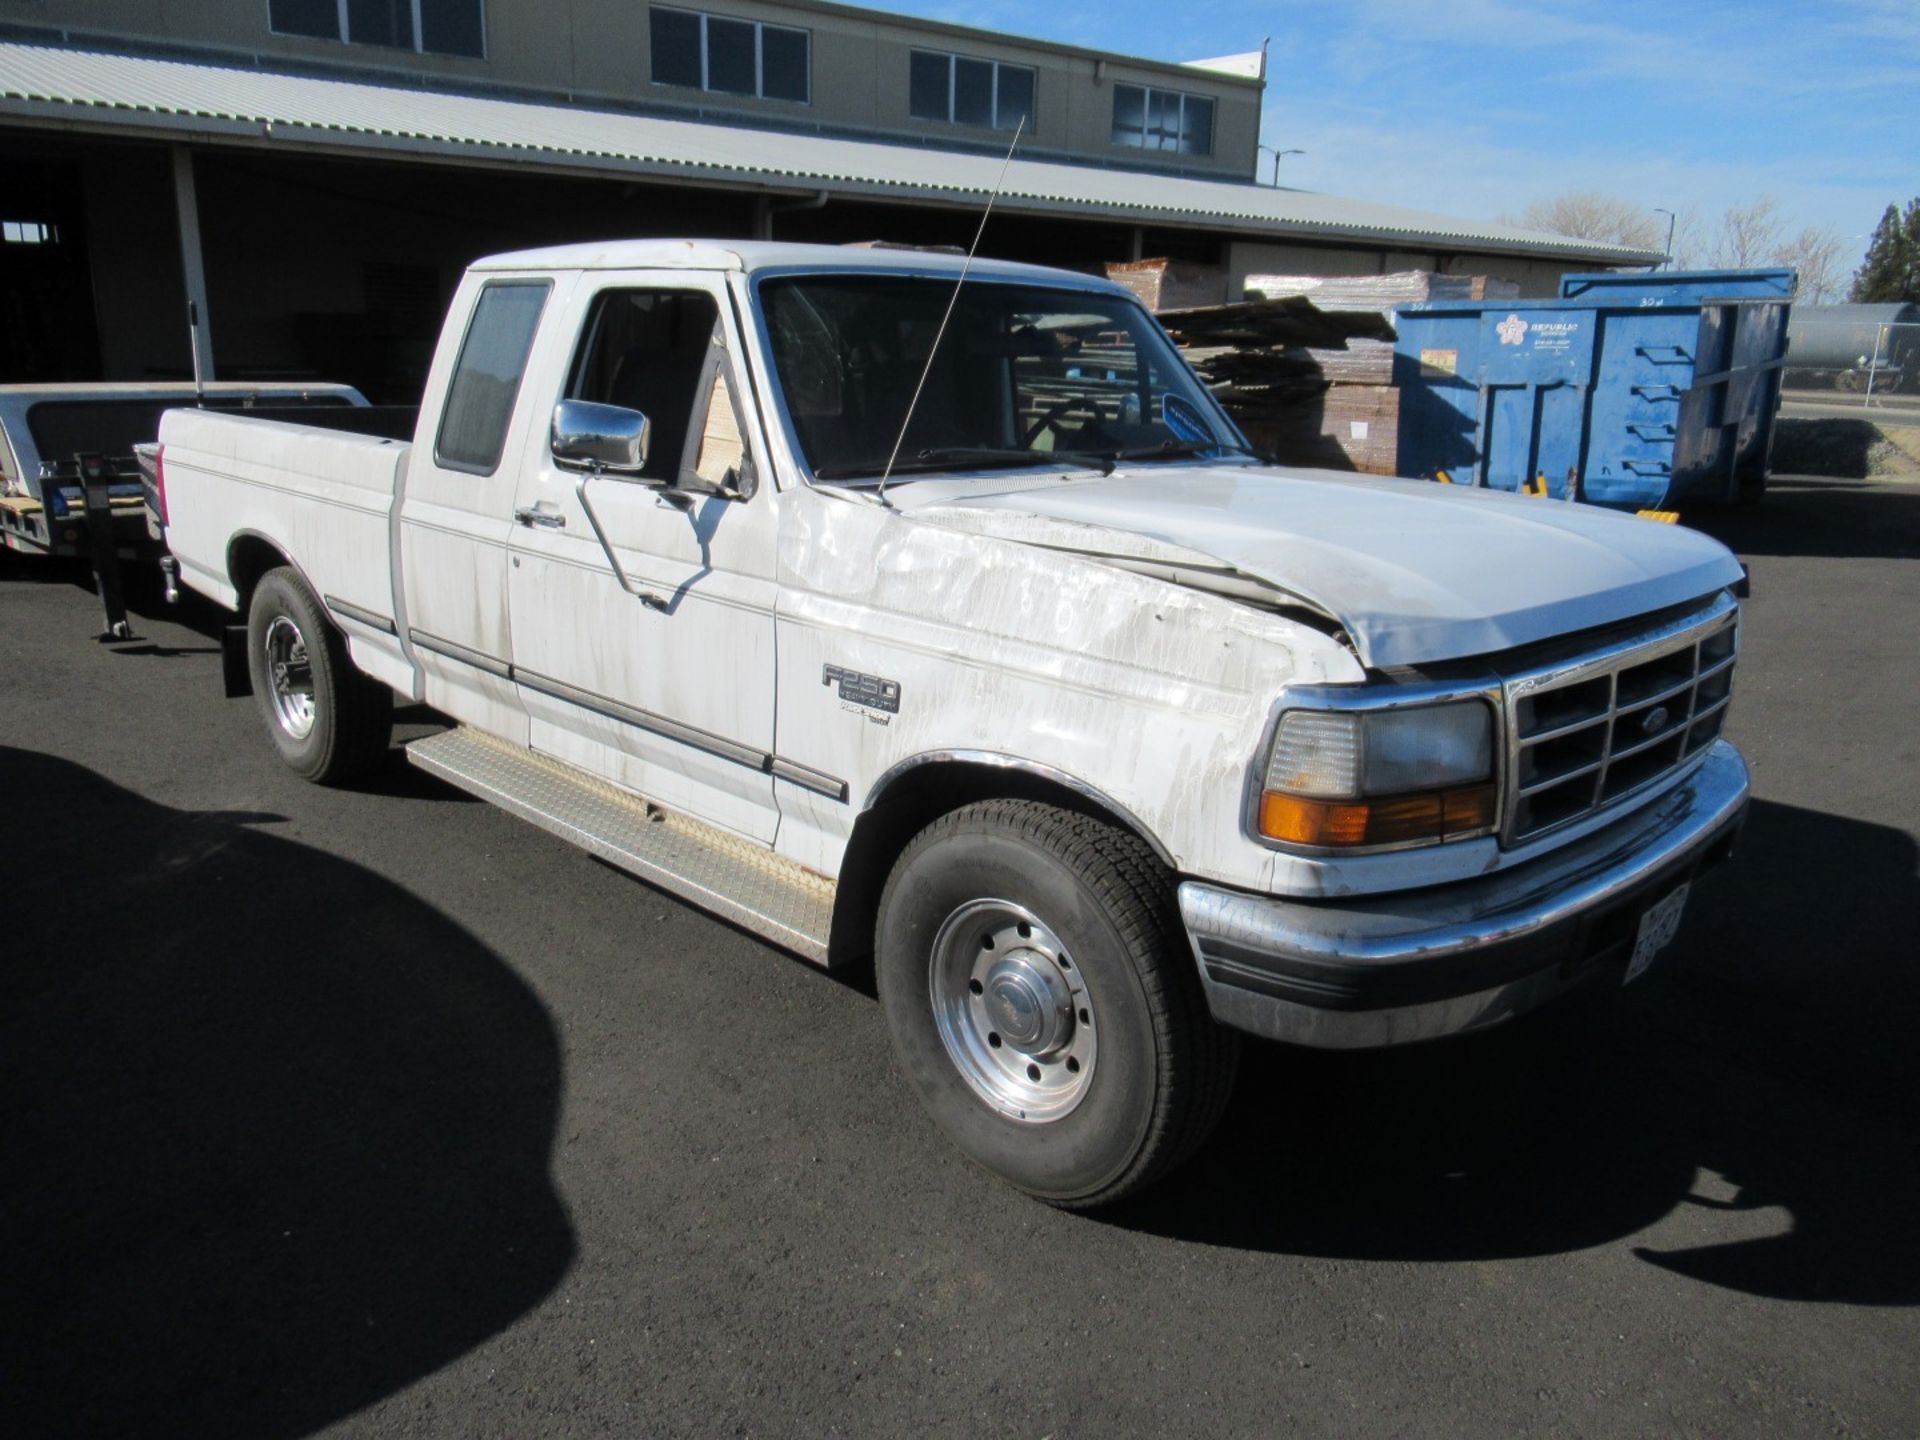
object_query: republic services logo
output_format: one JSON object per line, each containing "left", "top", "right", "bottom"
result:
{"left": 1496, "top": 313, "right": 1529, "bottom": 346}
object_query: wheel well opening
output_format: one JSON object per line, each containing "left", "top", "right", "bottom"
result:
{"left": 226, "top": 534, "right": 290, "bottom": 614}
{"left": 827, "top": 760, "right": 1172, "bottom": 970}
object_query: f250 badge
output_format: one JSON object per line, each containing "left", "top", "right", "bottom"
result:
{"left": 823, "top": 665, "right": 901, "bottom": 717}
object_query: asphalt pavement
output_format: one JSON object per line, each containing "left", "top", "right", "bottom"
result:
{"left": 4, "top": 473, "right": 1917, "bottom": 1438}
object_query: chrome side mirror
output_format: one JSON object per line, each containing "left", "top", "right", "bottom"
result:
{"left": 551, "top": 399, "right": 650, "bottom": 475}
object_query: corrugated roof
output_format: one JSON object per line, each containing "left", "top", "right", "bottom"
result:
{"left": 0, "top": 39, "right": 1659, "bottom": 263}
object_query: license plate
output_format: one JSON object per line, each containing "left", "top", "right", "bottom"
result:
{"left": 1624, "top": 882, "right": 1691, "bottom": 985}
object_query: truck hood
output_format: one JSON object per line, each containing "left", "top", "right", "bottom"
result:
{"left": 904, "top": 466, "right": 1743, "bottom": 668}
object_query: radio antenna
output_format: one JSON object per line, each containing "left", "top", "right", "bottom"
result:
{"left": 877, "top": 116, "right": 1025, "bottom": 507}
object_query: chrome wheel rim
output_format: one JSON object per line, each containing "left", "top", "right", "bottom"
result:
{"left": 928, "top": 899, "right": 1096, "bottom": 1123}
{"left": 263, "top": 614, "right": 315, "bottom": 740}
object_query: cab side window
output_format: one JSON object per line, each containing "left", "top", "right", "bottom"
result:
{"left": 568, "top": 289, "right": 723, "bottom": 483}
{"left": 436, "top": 280, "right": 550, "bottom": 475}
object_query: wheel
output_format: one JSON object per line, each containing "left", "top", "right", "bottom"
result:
{"left": 245, "top": 566, "right": 392, "bottom": 784}
{"left": 876, "top": 799, "right": 1238, "bottom": 1207}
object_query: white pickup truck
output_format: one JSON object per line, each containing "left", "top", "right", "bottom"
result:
{"left": 156, "top": 240, "right": 1751, "bottom": 1206}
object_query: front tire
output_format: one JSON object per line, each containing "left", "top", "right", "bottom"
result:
{"left": 245, "top": 566, "right": 392, "bottom": 785}
{"left": 876, "top": 799, "right": 1237, "bottom": 1208}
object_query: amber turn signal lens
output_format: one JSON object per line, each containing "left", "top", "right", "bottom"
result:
{"left": 1440, "top": 783, "right": 1497, "bottom": 835}
{"left": 1258, "top": 783, "right": 1497, "bottom": 847}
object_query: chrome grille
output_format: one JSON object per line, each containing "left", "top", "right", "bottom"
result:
{"left": 1503, "top": 601, "right": 1738, "bottom": 845}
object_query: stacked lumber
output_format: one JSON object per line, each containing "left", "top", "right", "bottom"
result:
{"left": 1239, "top": 387, "right": 1400, "bottom": 477}
{"left": 1177, "top": 337, "right": 1395, "bottom": 393}
{"left": 1244, "top": 270, "right": 1520, "bottom": 313}
{"left": 1154, "top": 294, "right": 1402, "bottom": 473}
{"left": 1158, "top": 295, "right": 1395, "bottom": 348}
{"left": 1101, "top": 263, "right": 1514, "bottom": 472}
{"left": 1160, "top": 297, "right": 1394, "bottom": 398}
{"left": 1105, "top": 258, "right": 1230, "bottom": 311}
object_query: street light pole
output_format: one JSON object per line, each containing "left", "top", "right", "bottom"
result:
{"left": 1653, "top": 207, "right": 1676, "bottom": 271}
{"left": 1256, "top": 146, "right": 1304, "bottom": 185}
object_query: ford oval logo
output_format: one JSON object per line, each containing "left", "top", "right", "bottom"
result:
{"left": 1641, "top": 705, "right": 1670, "bottom": 735}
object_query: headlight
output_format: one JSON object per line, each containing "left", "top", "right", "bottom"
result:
{"left": 1258, "top": 699, "right": 1497, "bottom": 849}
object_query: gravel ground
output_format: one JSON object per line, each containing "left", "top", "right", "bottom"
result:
{"left": 1771, "top": 417, "right": 1920, "bottom": 479}
{"left": 3, "top": 474, "right": 1917, "bottom": 1438}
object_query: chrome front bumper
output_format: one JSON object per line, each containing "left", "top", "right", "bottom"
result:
{"left": 1179, "top": 741, "right": 1751, "bottom": 1050}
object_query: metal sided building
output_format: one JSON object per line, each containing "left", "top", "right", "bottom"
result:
{"left": 0, "top": 0, "right": 1656, "bottom": 399}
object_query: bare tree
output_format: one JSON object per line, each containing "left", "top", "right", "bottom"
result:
{"left": 1776, "top": 226, "right": 1849, "bottom": 303}
{"left": 1710, "top": 197, "right": 1784, "bottom": 269}
{"left": 1507, "top": 192, "right": 1664, "bottom": 251}
{"left": 1508, "top": 191, "right": 1846, "bottom": 293}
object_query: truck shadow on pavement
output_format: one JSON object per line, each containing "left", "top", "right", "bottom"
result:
{"left": 1692, "top": 474, "right": 1920, "bottom": 561}
{"left": 22, "top": 558, "right": 480, "bottom": 806}
{"left": 1111, "top": 798, "right": 1920, "bottom": 1306}
{"left": 0, "top": 747, "right": 574, "bottom": 1439}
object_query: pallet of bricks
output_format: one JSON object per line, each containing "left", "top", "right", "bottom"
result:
{"left": 1109, "top": 261, "right": 1517, "bottom": 475}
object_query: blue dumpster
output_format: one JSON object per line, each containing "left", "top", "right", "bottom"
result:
{"left": 1558, "top": 268, "right": 1795, "bottom": 302}
{"left": 1393, "top": 270, "right": 1794, "bottom": 509}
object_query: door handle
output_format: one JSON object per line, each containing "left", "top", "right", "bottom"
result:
{"left": 514, "top": 504, "right": 566, "bottom": 529}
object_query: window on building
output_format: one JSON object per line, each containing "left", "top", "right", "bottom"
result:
{"left": 649, "top": 7, "right": 811, "bottom": 104}
{"left": 420, "top": 0, "right": 486, "bottom": 57}
{"left": 760, "top": 25, "right": 809, "bottom": 104}
{"left": 269, "top": 0, "right": 339, "bottom": 40}
{"left": 268, "top": 0, "right": 487, "bottom": 59}
{"left": 346, "top": 0, "right": 411, "bottom": 48}
{"left": 1111, "top": 84, "right": 1214, "bottom": 156}
{"left": 908, "top": 50, "right": 1035, "bottom": 132}
{"left": 2, "top": 221, "right": 58, "bottom": 245}
{"left": 436, "top": 281, "right": 550, "bottom": 475}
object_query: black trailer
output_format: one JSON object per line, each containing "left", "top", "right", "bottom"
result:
{"left": 0, "top": 382, "right": 370, "bottom": 561}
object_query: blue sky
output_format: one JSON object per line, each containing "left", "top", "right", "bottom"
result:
{"left": 876, "top": 0, "right": 1918, "bottom": 260}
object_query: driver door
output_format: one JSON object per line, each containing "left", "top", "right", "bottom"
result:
{"left": 505, "top": 273, "right": 779, "bottom": 844}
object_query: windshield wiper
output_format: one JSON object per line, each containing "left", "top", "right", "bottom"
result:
{"left": 814, "top": 447, "right": 1088, "bottom": 482}
{"left": 1087, "top": 438, "right": 1274, "bottom": 474}
{"left": 814, "top": 439, "right": 1270, "bottom": 484}
{"left": 1041, "top": 439, "right": 1277, "bottom": 476}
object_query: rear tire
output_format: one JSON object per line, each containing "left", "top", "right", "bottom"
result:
{"left": 876, "top": 799, "right": 1237, "bottom": 1208}
{"left": 245, "top": 566, "right": 391, "bottom": 784}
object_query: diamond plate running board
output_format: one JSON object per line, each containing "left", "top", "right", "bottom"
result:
{"left": 407, "top": 726, "right": 835, "bottom": 964}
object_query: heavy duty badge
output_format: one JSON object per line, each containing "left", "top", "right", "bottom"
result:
{"left": 823, "top": 664, "right": 901, "bottom": 714}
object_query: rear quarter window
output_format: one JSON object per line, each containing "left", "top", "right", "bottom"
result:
{"left": 434, "top": 280, "right": 551, "bottom": 475}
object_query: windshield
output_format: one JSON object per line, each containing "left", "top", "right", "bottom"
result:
{"left": 759, "top": 275, "right": 1237, "bottom": 481}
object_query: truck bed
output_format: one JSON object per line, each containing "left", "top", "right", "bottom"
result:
{"left": 159, "top": 408, "right": 415, "bottom": 691}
